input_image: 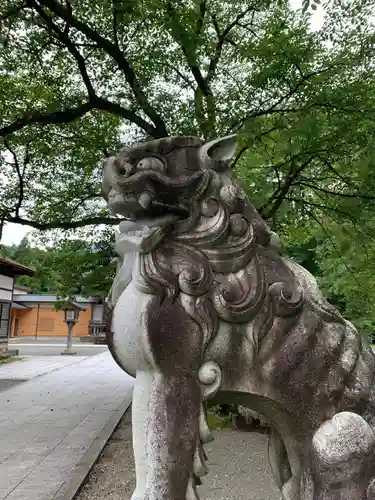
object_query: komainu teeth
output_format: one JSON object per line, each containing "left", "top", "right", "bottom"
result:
{"left": 138, "top": 191, "right": 153, "bottom": 209}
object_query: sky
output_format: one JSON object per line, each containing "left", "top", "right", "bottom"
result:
{"left": 1, "top": 1, "right": 325, "bottom": 247}
{"left": 2, "top": 223, "right": 30, "bottom": 246}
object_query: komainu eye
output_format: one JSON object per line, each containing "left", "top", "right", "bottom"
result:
{"left": 137, "top": 157, "right": 165, "bottom": 172}
{"left": 116, "top": 161, "right": 133, "bottom": 177}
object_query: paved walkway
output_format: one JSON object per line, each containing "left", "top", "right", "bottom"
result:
{"left": 9, "top": 337, "right": 95, "bottom": 345}
{"left": 0, "top": 352, "right": 134, "bottom": 500}
{"left": 9, "top": 337, "right": 83, "bottom": 343}
{"left": 0, "top": 356, "right": 88, "bottom": 381}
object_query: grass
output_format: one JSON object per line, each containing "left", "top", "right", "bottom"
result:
{"left": 206, "top": 410, "right": 232, "bottom": 430}
{"left": 0, "top": 356, "right": 24, "bottom": 365}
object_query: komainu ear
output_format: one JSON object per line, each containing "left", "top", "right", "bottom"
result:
{"left": 206, "top": 134, "right": 237, "bottom": 161}
{"left": 199, "top": 134, "right": 237, "bottom": 170}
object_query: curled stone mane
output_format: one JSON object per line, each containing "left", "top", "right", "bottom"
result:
{"left": 137, "top": 168, "right": 346, "bottom": 359}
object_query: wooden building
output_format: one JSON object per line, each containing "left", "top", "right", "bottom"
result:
{"left": 10, "top": 292, "right": 105, "bottom": 338}
{"left": 0, "top": 257, "right": 34, "bottom": 358}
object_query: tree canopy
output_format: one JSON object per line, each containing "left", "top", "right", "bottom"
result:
{"left": 2, "top": 234, "right": 115, "bottom": 297}
{"left": 1, "top": 0, "right": 375, "bottom": 330}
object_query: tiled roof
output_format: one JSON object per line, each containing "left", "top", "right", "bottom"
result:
{"left": 12, "top": 294, "right": 101, "bottom": 303}
{"left": 0, "top": 257, "right": 34, "bottom": 277}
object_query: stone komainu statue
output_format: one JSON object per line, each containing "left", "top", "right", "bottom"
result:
{"left": 102, "top": 135, "right": 375, "bottom": 500}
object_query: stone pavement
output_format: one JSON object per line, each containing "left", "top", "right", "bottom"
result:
{"left": 0, "top": 356, "right": 88, "bottom": 381}
{"left": 0, "top": 352, "right": 134, "bottom": 500}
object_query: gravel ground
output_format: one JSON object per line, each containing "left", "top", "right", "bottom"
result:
{"left": 77, "top": 410, "right": 280, "bottom": 500}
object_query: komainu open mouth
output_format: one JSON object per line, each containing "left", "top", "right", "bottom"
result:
{"left": 144, "top": 202, "right": 189, "bottom": 219}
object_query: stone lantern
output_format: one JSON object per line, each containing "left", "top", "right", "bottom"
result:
{"left": 61, "top": 300, "right": 87, "bottom": 355}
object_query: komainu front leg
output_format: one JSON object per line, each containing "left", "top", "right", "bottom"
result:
{"left": 132, "top": 369, "right": 201, "bottom": 500}
{"left": 306, "top": 412, "right": 375, "bottom": 500}
{"left": 131, "top": 297, "right": 205, "bottom": 500}
{"left": 148, "top": 371, "right": 201, "bottom": 499}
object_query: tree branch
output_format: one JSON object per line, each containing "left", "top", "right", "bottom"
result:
{"left": 315, "top": 102, "right": 375, "bottom": 118}
{"left": 165, "top": 1, "right": 216, "bottom": 137}
{"left": 68, "top": 193, "right": 102, "bottom": 214}
{"left": 153, "top": 60, "right": 195, "bottom": 90}
{"left": 232, "top": 126, "right": 279, "bottom": 167}
{"left": 298, "top": 180, "right": 375, "bottom": 201}
{"left": 196, "top": 0, "right": 206, "bottom": 35}
{"left": 0, "top": 96, "right": 159, "bottom": 138}
{"left": 0, "top": 102, "right": 93, "bottom": 136}
{"left": 230, "top": 66, "right": 335, "bottom": 131}
{"left": 112, "top": 0, "right": 120, "bottom": 49}
{"left": 207, "top": 6, "right": 255, "bottom": 82}
{"left": 0, "top": 216, "right": 4, "bottom": 242}
{"left": 286, "top": 196, "right": 357, "bottom": 221}
{"left": 237, "top": 21, "right": 260, "bottom": 39}
{"left": 32, "top": 2, "right": 96, "bottom": 98}
{"left": 322, "top": 159, "right": 357, "bottom": 188}
{"left": 166, "top": 0, "right": 210, "bottom": 98}
{"left": 1, "top": 2, "right": 27, "bottom": 21}
{"left": 32, "top": 0, "right": 168, "bottom": 136}
{"left": 302, "top": 207, "right": 353, "bottom": 274}
{"left": 3, "top": 139, "right": 25, "bottom": 217}
{"left": 6, "top": 214, "right": 123, "bottom": 231}
{"left": 260, "top": 156, "right": 315, "bottom": 218}
{"left": 94, "top": 97, "right": 158, "bottom": 136}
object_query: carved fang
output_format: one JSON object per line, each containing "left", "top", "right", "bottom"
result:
{"left": 138, "top": 191, "right": 153, "bottom": 209}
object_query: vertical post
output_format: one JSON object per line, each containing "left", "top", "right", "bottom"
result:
{"left": 7, "top": 277, "right": 15, "bottom": 340}
{"left": 35, "top": 303, "right": 40, "bottom": 340}
{"left": 61, "top": 321, "right": 77, "bottom": 355}
{"left": 67, "top": 322, "right": 73, "bottom": 352}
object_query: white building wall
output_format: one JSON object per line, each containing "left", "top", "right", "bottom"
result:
{"left": 0, "top": 273, "right": 13, "bottom": 338}
{"left": 0, "top": 274, "right": 14, "bottom": 292}
{"left": 0, "top": 274, "right": 14, "bottom": 302}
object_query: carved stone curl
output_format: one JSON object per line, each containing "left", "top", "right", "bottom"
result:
{"left": 102, "top": 135, "right": 375, "bottom": 500}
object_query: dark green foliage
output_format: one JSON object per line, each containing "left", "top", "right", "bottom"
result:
{"left": 0, "top": 235, "right": 115, "bottom": 297}
{"left": 1, "top": 0, "right": 375, "bottom": 328}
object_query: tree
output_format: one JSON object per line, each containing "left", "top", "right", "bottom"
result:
{"left": 1, "top": 233, "right": 115, "bottom": 296}
{"left": 0, "top": 0, "right": 374, "bottom": 230}
{"left": 1, "top": 0, "right": 375, "bottom": 327}
{"left": 1, "top": 237, "right": 60, "bottom": 292}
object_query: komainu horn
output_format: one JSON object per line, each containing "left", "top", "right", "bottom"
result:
{"left": 102, "top": 135, "right": 375, "bottom": 500}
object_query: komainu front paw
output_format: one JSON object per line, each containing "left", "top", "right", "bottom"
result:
{"left": 311, "top": 412, "right": 375, "bottom": 500}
